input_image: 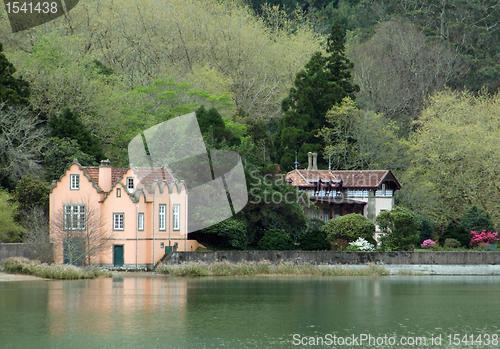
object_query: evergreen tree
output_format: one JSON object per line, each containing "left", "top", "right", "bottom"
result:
{"left": 0, "top": 43, "right": 30, "bottom": 106}
{"left": 275, "top": 23, "right": 359, "bottom": 170}
{"left": 48, "top": 108, "right": 105, "bottom": 164}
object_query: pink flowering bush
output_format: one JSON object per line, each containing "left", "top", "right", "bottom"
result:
{"left": 421, "top": 239, "right": 436, "bottom": 249}
{"left": 469, "top": 230, "right": 500, "bottom": 247}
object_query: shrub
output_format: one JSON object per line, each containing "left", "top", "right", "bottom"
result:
{"left": 461, "top": 206, "right": 495, "bottom": 233}
{"left": 444, "top": 238, "right": 461, "bottom": 249}
{"left": 418, "top": 216, "right": 434, "bottom": 244}
{"left": 196, "top": 217, "right": 248, "bottom": 249}
{"left": 470, "top": 230, "right": 500, "bottom": 247}
{"left": 421, "top": 239, "right": 436, "bottom": 249}
{"left": 439, "top": 222, "right": 469, "bottom": 247}
{"left": 257, "top": 229, "right": 295, "bottom": 250}
{"left": 322, "top": 213, "right": 376, "bottom": 250}
{"left": 346, "top": 237, "right": 375, "bottom": 251}
{"left": 376, "top": 207, "right": 420, "bottom": 251}
{"left": 1, "top": 257, "right": 111, "bottom": 279}
{"left": 299, "top": 218, "right": 330, "bottom": 251}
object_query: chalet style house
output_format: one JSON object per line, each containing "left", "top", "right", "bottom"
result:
{"left": 285, "top": 153, "right": 401, "bottom": 225}
{"left": 49, "top": 159, "right": 204, "bottom": 269}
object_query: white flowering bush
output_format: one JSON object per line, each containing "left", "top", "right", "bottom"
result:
{"left": 347, "top": 237, "right": 375, "bottom": 251}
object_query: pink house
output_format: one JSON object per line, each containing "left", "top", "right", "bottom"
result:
{"left": 49, "top": 159, "right": 204, "bottom": 269}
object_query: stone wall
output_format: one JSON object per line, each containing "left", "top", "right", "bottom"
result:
{"left": 0, "top": 243, "right": 29, "bottom": 261}
{"left": 166, "top": 251, "right": 500, "bottom": 265}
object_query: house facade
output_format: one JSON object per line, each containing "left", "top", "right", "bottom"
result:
{"left": 49, "top": 159, "right": 204, "bottom": 269}
{"left": 285, "top": 153, "right": 401, "bottom": 237}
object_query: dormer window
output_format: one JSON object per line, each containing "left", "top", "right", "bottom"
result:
{"left": 70, "top": 174, "right": 80, "bottom": 190}
{"left": 127, "top": 177, "right": 134, "bottom": 191}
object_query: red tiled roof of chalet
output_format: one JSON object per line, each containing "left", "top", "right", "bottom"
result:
{"left": 329, "top": 170, "right": 395, "bottom": 188}
{"left": 285, "top": 169, "right": 340, "bottom": 187}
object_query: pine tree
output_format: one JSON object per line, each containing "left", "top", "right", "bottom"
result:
{"left": 0, "top": 43, "right": 30, "bottom": 106}
{"left": 275, "top": 23, "right": 359, "bottom": 170}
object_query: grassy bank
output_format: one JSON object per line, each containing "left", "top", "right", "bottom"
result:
{"left": 155, "top": 261, "right": 390, "bottom": 277}
{"left": 1, "top": 257, "right": 112, "bottom": 280}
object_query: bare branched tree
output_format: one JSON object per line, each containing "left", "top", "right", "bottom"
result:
{"left": 0, "top": 103, "right": 48, "bottom": 185}
{"left": 21, "top": 207, "right": 53, "bottom": 264}
{"left": 53, "top": 194, "right": 114, "bottom": 266}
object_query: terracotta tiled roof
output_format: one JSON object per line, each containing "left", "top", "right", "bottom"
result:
{"left": 330, "top": 170, "right": 390, "bottom": 188}
{"left": 82, "top": 165, "right": 176, "bottom": 192}
{"left": 81, "top": 166, "right": 133, "bottom": 192}
{"left": 112, "top": 168, "right": 128, "bottom": 184}
{"left": 83, "top": 167, "right": 100, "bottom": 187}
{"left": 132, "top": 167, "right": 175, "bottom": 188}
{"left": 286, "top": 169, "right": 401, "bottom": 190}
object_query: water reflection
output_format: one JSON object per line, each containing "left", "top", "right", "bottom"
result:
{"left": 1, "top": 276, "right": 500, "bottom": 349}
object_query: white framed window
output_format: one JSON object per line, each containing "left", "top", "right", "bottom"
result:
{"left": 323, "top": 208, "right": 329, "bottom": 223}
{"left": 70, "top": 174, "right": 80, "bottom": 190}
{"left": 138, "top": 212, "right": 144, "bottom": 231}
{"left": 348, "top": 190, "right": 369, "bottom": 197}
{"left": 64, "top": 204, "right": 86, "bottom": 230}
{"left": 127, "top": 177, "right": 134, "bottom": 190}
{"left": 159, "top": 204, "right": 166, "bottom": 231}
{"left": 113, "top": 213, "right": 124, "bottom": 231}
{"left": 173, "top": 204, "right": 180, "bottom": 231}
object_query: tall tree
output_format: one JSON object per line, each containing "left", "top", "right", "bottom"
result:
{"left": 275, "top": 23, "right": 359, "bottom": 170}
{"left": 400, "top": 89, "right": 500, "bottom": 227}
{"left": 0, "top": 43, "right": 30, "bottom": 106}
{"left": 48, "top": 108, "right": 105, "bottom": 165}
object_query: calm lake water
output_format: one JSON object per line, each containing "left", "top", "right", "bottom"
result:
{"left": 1, "top": 275, "right": 499, "bottom": 349}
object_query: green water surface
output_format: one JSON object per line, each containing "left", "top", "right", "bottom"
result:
{"left": 1, "top": 275, "right": 499, "bottom": 348}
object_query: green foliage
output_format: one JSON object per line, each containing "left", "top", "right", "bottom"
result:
{"left": 257, "top": 228, "right": 295, "bottom": 250}
{"left": 317, "top": 97, "right": 407, "bottom": 170}
{"left": 299, "top": 218, "right": 330, "bottom": 251}
{"left": 245, "top": 170, "right": 308, "bottom": 244}
{"left": 418, "top": 216, "right": 434, "bottom": 244}
{"left": 376, "top": 207, "right": 420, "bottom": 251}
{"left": 322, "top": 213, "right": 375, "bottom": 250}
{"left": 43, "top": 137, "right": 95, "bottom": 181}
{"left": 461, "top": 206, "right": 495, "bottom": 234}
{"left": 12, "top": 175, "right": 49, "bottom": 214}
{"left": 0, "top": 188, "right": 25, "bottom": 242}
{"left": 275, "top": 23, "right": 359, "bottom": 170}
{"left": 195, "top": 106, "right": 240, "bottom": 148}
{"left": 48, "top": 108, "right": 105, "bottom": 164}
{"left": 0, "top": 43, "right": 30, "bottom": 106}
{"left": 195, "top": 217, "right": 248, "bottom": 250}
{"left": 401, "top": 90, "right": 500, "bottom": 227}
{"left": 438, "top": 222, "right": 469, "bottom": 248}
{"left": 444, "top": 238, "right": 461, "bottom": 249}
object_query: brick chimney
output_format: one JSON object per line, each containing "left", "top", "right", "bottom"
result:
{"left": 99, "top": 159, "right": 112, "bottom": 192}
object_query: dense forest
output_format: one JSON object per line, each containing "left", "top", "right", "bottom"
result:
{"left": 1, "top": 0, "right": 500, "bottom": 250}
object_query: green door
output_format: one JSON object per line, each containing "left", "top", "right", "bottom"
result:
{"left": 113, "top": 245, "right": 124, "bottom": 267}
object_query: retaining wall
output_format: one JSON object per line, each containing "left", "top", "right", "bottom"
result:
{"left": 0, "top": 243, "right": 29, "bottom": 261}
{"left": 166, "top": 251, "right": 500, "bottom": 265}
